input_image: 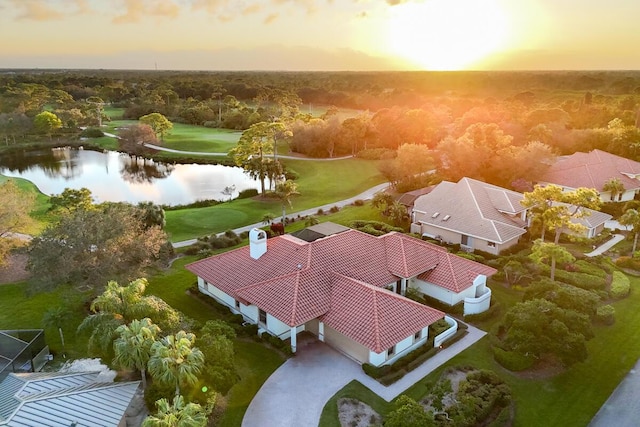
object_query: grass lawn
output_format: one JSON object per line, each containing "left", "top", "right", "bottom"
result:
{"left": 0, "top": 175, "right": 52, "bottom": 234}
{"left": 164, "top": 158, "right": 384, "bottom": 241}
{"left": 319, "top": 276, "right": 640, "bottom": 427}
{"left": 162, "top": 124, "right": 241, "bottom": 153}
{"left": 0, "top": 282, "right": 90, "bottom": 361}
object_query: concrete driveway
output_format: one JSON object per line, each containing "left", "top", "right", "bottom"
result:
{"left": 241, "top": 325, "right": 486, "bottom": 427}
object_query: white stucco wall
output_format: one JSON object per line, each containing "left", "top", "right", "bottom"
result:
{"left": 411, "top": 222, "right": 519, "bottom": 255}
{"left": 369, "top": 326, "right": 430, "bottom": 367}
{"left": 412, "top": 274, "right": 488, "bottom": 307}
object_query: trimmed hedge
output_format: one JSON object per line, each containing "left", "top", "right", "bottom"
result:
{"left": 610, "top": 271, "right": 631, "bottom": 299}
{"left": 464, "top": 302, "right": 501, "bottom": 322}
{"left": 596, "top": 304, "right": 616, "bottom": 325}
{"left": 492, "top": 347, "right": 535, "bottom": 371}
{"left": 552, "top": 269, "right": 607, "bottom": 291}
{"left": 237, "top": 188, "right": 259, "bottom": 199}
{"left": 616, "top": 256, "right": 640, "bottom": 271}
{"left": 574, "top": 259, "right": 608, "bottom": 278}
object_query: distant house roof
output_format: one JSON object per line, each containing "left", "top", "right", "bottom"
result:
{"left": 397, "top": 186, "right": 436, "bottom": 207}
{"left": 413, "top": 177, "right": 528, "bottom": 244}
{"left": 187, "top": 228, "right": 496, "bottom": 352}
{"left": 540, "top": 149, "right": 640, "bottom": 191}
{"left": 0, "top": 371, "right": 139, "bottom": 427}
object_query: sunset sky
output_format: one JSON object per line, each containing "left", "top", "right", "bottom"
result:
{"left": 0, "top": 0, "right": 638, "bottom": 71}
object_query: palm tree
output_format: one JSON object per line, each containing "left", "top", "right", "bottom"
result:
{"left": 113, "top": 318, "right": 161, "bottom": 390}
{"left": 261, "top": 213, "right": 275, "bottom": 225}
{"left": 304, "top": 215, "right": 319, "bottom": 227}
{"left": 371, "top": 192, "right": 394, "bottom": 214}
{"left": 78, "top": 278, "right": 179, "bottom": 357}
{"left": 388, "top": 201, "right": 410, "bottom": 227}
{"left": 275, "top": 180, "right": 300, "bottom": 227}
{"left": 42, "top": 306, "right": 71, "bottom": 357}
{"left": 142, "top": 395, "right": 207, "bottom": 427}
{"left": 620, "top": 208, "right": 640, "bottom": 253}
{"left": 148, "top": 331, "right": 205, "bottom": 397}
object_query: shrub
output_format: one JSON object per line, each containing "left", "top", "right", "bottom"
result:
{"left": 144, "top": 381, "right": 174, "bottom": 410}
{"left": 610, "top": 271, "right": 631, "bottom": 298}
{"left": 552, "top": 269, "right": 607, "bottom": 291}
{"left": 237, "top": 188, "right": 259, "bottom": 199}
{"left": 329, "top": 205, "right": 340, "bottom": 213}
{"left": 464, "top": 302, "right": 501, "bottom": 322}
{"left": 283, "top": 168, "right": 299, "bottom": 181}
{"left": 492, "top": 347, "right": 534, "bottom": 371}
{"left": 80, "top": 127, "right": 104, "bottom": 138}
{"left": 317, "top": 208, "right": 324, "bottom": 215}
{"left": 574, "top": 260, "right": 608, "bottom": 278}
{"left": 596, "top": 304, "right": 615, "bottom": 325}
{"left": 352, "top": 199, "right": 364, "bottom": 206}
{"left": 616, "top": 256, "right": 640, "bottom": 270}
{"left": 429, "top": 319, "right": 451, "bottom": 337}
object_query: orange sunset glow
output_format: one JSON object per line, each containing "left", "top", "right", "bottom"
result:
{"left": 0, "top": 0, "right": 638, "bottom": 70}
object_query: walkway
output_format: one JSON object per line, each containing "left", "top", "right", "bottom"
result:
{"left": 242, "top": 325, "right": 486, "bottom": 427}
{"left": 585, "top": 234, "right": 625, "bottom": 257}
{"left": 172, "top": 182, "right": 389, "bottom": 248}
{"left": 143, "top": 143, "right": 354, "bottom": 161}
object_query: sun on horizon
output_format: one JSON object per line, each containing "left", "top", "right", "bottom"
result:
{"left": 384, "top": 0, "right": 511, "bottom": 71}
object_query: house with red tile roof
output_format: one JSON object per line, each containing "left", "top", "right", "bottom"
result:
{"left": 186, "top": 227, "right": 496, "bottom": 367}
{"left": 540, "top": 149, "right": 640, "bottom": 202}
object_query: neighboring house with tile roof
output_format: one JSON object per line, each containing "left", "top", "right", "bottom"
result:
{"left": 186, "top": 228, "right": 496, "bottom": 367}
{"left": 410, "top": 178, "right": 529, "bottom": 255}
{"left": 0, "top": 371, "right": 139, "bottom": 427}
{"left": 539, "top": 149, "right": 640, "bottom": 202}
{"left": 410, "top": 177, "right": 612, "bottom": 253}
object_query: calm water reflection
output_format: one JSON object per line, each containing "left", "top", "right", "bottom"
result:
{"left": 0, "top": 147, "right": 263, "bottom": 206}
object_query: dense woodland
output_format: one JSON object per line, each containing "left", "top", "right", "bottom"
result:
{"left": 1, "top": 69, "right": 640, "bottom": 191}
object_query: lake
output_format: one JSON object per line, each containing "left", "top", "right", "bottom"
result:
{"left": 0, "top": 147, "right": 266, "bottom": 206}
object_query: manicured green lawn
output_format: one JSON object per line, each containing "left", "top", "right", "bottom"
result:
{"left": 162, "top": 124, "right": 241, "bottom": 153}
{"left": 0, "top": 282, "right": 90, "bottom": 361}
{"left": 164, "top": 158, "right": 384, "bottom": 241}
{"left": 0, "top": 175, "right": 52, "bottom": 234}
{"left": 319, "top": 276, "right": 640, "bottom": 427}
{"left": 218, "top": 340, "right": 285, "bottom": 427}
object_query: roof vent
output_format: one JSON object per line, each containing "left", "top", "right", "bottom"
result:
{"left": 297, "top": 263, "right": 302, "bottom": 269}
{"left": 443, "top": 215, "right": 451, "bottom": 221}
{"left": 432, "top": 212, "right": 440, "bottom": 218}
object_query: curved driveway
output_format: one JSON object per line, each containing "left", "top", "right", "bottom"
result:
{"left": 241, "top": 325, "right": 486, "bottom": 427}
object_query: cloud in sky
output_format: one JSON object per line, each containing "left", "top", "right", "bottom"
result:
{"left": 113, "top": 0, "right": 180, "bottom": 23}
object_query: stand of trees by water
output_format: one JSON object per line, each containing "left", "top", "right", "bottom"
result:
{"left": 1, "top": 69, "right": 640, "bottom": 190}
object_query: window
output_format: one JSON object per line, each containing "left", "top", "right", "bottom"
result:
{"left": 235, "top": 300, "right": 241, "bottom": 310}
{"left": 487, "top": 241, "right": 496, "bottom": 248}
{"left": 387, "top": 346, "right": 395, "bottom": 358}
{"left": 461, "top": 234, "right": 470, "bottom": 246}
{"left": 414, "top": 331, "right": 422, "bottom": 341}
{"left": 259, "top": 309, "right": 267, "bottom": 325}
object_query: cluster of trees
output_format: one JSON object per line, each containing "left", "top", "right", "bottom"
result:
{"left": 27, "top": 188, "right": 171, "bottom": 293}
{"left": 76, "top": 278, "right": 237, "bottom": 426}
